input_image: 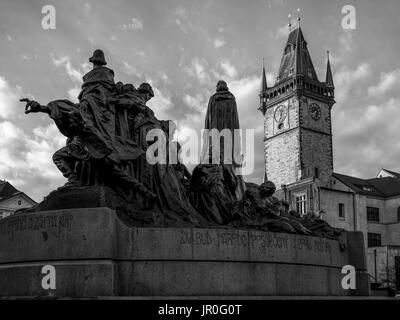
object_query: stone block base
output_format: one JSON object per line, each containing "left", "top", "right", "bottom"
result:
{"left": 0, "top": 208, "right": 369, "bottom": 297}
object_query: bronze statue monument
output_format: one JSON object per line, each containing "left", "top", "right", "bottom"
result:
{"left": 20, "top": 49, "right": 344, "bottom": 240}
{"left": 0, "top": 48, "right": 371, "bottom": 299}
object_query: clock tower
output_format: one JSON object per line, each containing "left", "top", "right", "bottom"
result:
{"left": 259, "top": 23, "right": 335, "bottom": 214}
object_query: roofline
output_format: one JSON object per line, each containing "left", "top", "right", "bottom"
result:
{"left": 332, "top": 172, "right": 359, "bottom": 188}
{"left": 0, "top": 191, "right": 37, "bottom": 205}
{"left": 20, "top": 192, "right": 37, "bottom": 204}
{"left": 379, "top": 168, "right": 400, "bottom": 176}
{"left": 332, "top": 172, "right": 383, "bottom": 197}
{"left": 332, "top": 172, "right": 400, "bottom": 199}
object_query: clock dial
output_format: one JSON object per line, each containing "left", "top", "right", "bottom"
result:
{"left": 274, "top": 105, "right": 288, "bottom": 123}
{"left": 309, "top": 103, "right": 321, "bottom": 121}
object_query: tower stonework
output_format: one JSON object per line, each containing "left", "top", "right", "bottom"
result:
{"left": 259, "top": 25, "right": 335, "bottom": 213}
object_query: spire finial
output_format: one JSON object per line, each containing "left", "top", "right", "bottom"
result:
{"left": 288, "top": 14, "right": 292, "bottom": 31}
{"left": 327, "top": 50, "right": 330, "bottom": 61}
{"left": 262, "top": 56, "right": 265, "bottom": 69}
{"left": 297, "top": 8, "right": 301, "bottom": 26}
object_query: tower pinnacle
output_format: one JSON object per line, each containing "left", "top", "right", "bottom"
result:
{"left": 326, "top": 50, "right": 334, "bottom": 88}
{"left": 260, "top": 57, "right": 268, "bottom": 94}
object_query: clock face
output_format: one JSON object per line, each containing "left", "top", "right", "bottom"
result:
{"left": 274, "top": 105, "right": 288, "bottom": 123}
{"left": 309, "top": 103, "right": 321, "bottom": 121}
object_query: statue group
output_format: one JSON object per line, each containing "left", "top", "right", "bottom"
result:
{"left": 20, "top": 49, "right": 344, "bottom": 242}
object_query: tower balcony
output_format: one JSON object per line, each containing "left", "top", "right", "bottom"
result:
{"left": 259, "top": 76, "right": 335, "bottom": 114}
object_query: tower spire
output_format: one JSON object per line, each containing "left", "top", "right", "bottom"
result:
{"left": 275, "top": 16, "right": 318, "bottom": 83}
{"left": 260, "top": 57, "right": 268, "bottom": 93}
{"left": 259, "top": 57, "right": 268, "bottom": 113}
{"left": 326, "top": 50, "right": 334, "bottom": 87}
{"left": 294, "top": 16, "right": 303, "bottom": 76}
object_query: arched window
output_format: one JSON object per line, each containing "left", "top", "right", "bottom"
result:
{"left": 397, "top": 207, "right": 400, "bottom": 221}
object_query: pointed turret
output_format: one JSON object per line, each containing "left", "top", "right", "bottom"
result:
{"left": 264, "top": 169, "right": 268, "bottom": 183}
{"left": 325, "top": 50, "right": 334, "bottom": 88}
{"left": 260, "top": 58, "right": 268, "bottom": 94}
{"left": 258, "top": 58, "right": 268, "bottom": 113}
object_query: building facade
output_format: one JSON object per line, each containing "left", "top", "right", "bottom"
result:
{"left": 259, "top": 23, "right": 400, "bottom": 292}
{"left": 0, "top": 180, "right": 36, "bottom": 219}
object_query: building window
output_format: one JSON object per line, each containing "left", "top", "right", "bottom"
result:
{"left": 397, "top": 207, "right": 400, "bottom": 221}
{"left": 338, "top": 203, "right": 345, "bottom": 219}
{"left": 296, "top": 194, "right": 307, "bottom": 216}
{"left": 368, "top": 233, "right": 381, "bottom": 247}
{"left": 367, "top": 207, "right": 380, "bottom": 222}
{"left": 314, "top": 167, "right": 319, "bottom": 178}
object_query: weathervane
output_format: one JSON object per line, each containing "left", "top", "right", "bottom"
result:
{"left": 297, "top": 8, "right": 301, "bottom": 26}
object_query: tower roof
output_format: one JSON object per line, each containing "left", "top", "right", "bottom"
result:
{"left": 276, "top": 26, "right": 319, "bottom": 84}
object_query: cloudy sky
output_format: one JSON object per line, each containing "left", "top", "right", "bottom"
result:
{"left": 0, "top": 0, "right": 399, "bottom": 202}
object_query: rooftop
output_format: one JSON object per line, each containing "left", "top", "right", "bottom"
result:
{"left": 0, "top": 180, "right": 20, "bottom": 201}
{"left": 333, "top": 173, "right": 400, "bottom": 198}
{"left": 0, "top": 180, "right": 37, "bottom": 204}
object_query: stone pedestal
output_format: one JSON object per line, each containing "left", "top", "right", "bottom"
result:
{"left": 0, "top": 208, "right": 369, "bottom": 297}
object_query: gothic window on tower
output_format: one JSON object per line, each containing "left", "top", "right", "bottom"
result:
{"left": 314, "top": 167, "right": 319, "bottom": 178}
{"left": 295, "top": 193, "right": 307, "bottom": 216}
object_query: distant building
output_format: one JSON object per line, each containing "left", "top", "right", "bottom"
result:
{"left": 259, "top": 23, "right": 400, "bottom": 292}
{"left": 0, "top": 180, "right": 37, "bottom": 219}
